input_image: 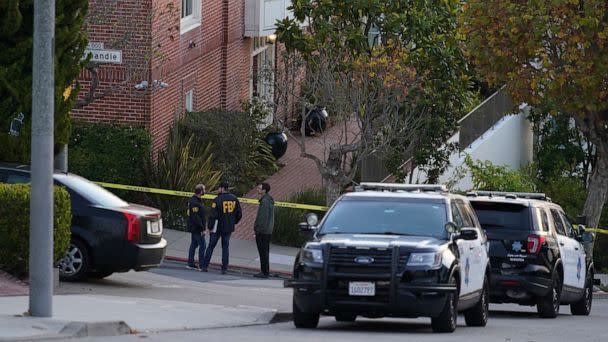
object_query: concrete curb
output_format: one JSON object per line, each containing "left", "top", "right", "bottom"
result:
{"left": 0, "top": 320, "right": 132, "bottom": 342}
{"left": 164, "top": 255, "right": 293, "bottom": 278}
{"left": 269, "top": 312, "right": 293, "bottom": 324}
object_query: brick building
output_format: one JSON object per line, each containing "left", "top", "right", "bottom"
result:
{"left": 72, "top": 0, "right": 291, "bottom": 152}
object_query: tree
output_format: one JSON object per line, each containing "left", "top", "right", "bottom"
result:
{"left": 275, "top": 0, "right": 471, "bottom": 204}
{"left": 0, "top": 0, "right": 88, "bottom": 163}
{"left": 461, "top": 0, "right": 608, "bottom": 227}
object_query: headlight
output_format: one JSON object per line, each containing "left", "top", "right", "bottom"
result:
{"left": 407, "top": 252, "right": 442, "bottom": 268}
{"left": 301, "top": 247, "right": 323, "bottom": 264}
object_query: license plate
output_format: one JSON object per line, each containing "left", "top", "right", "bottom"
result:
{"left": 348, "top": 282, "right": 375, "bottom": 296}
{"left": 148, "top": 220, "right": 162, "bottom": 234}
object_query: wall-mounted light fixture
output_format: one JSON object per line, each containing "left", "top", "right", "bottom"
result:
{"left": 266, "top": 34, "right": 277, "bottom": 45}
{"left": 8, "top": 113, "right": 25, "bottom": 137}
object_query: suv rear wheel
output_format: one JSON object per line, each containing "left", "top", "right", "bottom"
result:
{"left": 58, "top": 239, "right": 90, "bottom": 282}
{"left": 537, "top": 271, "right": 561, "bottom": 318}
{"left": 293, "top": 298, "right": 319, "bottom": 328}
{"left": 570, "top": 272, "right": 593, "bottom": 316}
{"left": 431, "top": 276, "right": 458, "bottom": 333}
{"left": 464, "top": 275, "right": 489, "bottom": 326}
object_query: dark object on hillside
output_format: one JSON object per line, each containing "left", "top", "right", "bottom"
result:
{"left": 265, "top": 132, "right": 289, "bottom": 159}
{"left": 304, "top": 107, "right": 328, "bottom": 136}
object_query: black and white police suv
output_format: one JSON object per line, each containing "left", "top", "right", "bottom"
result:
{"left": 468, "top": 191, "right": 595, "bottom": 318}
{"left": 284, "top": 183, "right": 490, "bottom": 333}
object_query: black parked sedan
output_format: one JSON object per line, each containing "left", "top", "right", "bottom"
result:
{"left": 0, "top": 163, "right": 167, "bottom": 281}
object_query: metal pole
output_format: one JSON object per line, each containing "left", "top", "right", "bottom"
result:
{"left": 29, "top": 0, "right": 55, "bottom": 317}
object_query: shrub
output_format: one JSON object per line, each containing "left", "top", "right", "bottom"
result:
{"left": 272, "top": 188, "right": 326, "bottom": 247}
{"left": 69, "top": 121, "right": 152, "bottom": 201}
{"left": 144, "top": 124, "right": 222, "bottom": 230}
{"left": 180, "top": 108, "right": 279, "bottom": 196}
{"left": 0, "top": 184, "right": 71, "bottom": 275}
{"left": 464, "top": 155, "right": 537, "bottom": 192}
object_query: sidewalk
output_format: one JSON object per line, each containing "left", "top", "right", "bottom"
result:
{"left": 163, "top": 228, "right": 299, "bottom": 277}
{"left": 0, "top": 295, "right": 277, "bottom": 341}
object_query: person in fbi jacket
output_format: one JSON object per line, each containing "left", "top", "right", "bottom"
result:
{"left": 201, "top": 181, "right": 242, "bottom": 274}
{"left": 186, "top": 184, "right": 206, "bottom": 271}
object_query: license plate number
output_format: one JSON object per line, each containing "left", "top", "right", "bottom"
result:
{"left": 349, "top": 282, "right": 375, "bottom": 296}
{"left": 148, "top": 220, "right": 162, "bottom": 234}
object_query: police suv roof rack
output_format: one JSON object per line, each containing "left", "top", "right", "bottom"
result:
{"left": 466, "top": 191, "right": 550, "bottom": 201}
{"left": 355, "top": 182, "right": 447, "bottom": 193}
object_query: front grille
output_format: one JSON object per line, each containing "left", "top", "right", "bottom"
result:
{"left": 328, "top": 246, "right": 409, "bottom": 273}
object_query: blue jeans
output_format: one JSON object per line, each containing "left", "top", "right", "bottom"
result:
{"left": 188, "top": 232, "right": 206, "bottom": 267}
{"left": 203, "top": 232, "right": 231, "bottom": 270}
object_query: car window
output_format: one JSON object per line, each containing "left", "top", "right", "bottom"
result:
{"left": 456, "top": 200, "right": 474, "bottom": 227}
{"left": 560, "top": 212, "right": 574, "bottom": 237}
{"left": 470, "top": 202, "right": 531, "bottom": 231}
{"left": 550, "top": 209, "right": 566, "bottom": 236}
{"left": 6, "top": 174, "right": 30, "bottom": 184}
{"left": 536, "top": 208, "right": 550, "bottom": 232}
{"left": 451, "top": 202, "right": 464, "bottom": 228}
{"left": 319, "top": 199, "right": 448, "bottom": 238}
{"left": 54, "top": 174, "right": 128, "bottom": 208}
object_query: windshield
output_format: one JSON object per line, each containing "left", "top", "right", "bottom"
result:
{"left": 55, "top": 174, "right": 129, "bottom": 208}
{"left": 471, "top": 202, "right": 530, "bottom": 231}
{"left": 319, "top": 199, "right": 448, "bottom": 238}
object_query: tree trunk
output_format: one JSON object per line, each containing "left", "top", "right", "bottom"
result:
{"left": 325, "top": 180, "right": 342, "bottom": 206}
{"left": 583, "top": 144, "right": 608, "bottom": 228}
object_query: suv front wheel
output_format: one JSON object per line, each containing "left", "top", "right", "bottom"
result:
{"left": 464, "top": 275, "right": 489, "bottom": 326}
{"left": 431, "top": 277, "right": 458, "bottom": 333}
{"left": 537, "top": 271, "right": 561, "bottom": 318}
{"left": 570, "top": 272, "right": 593, "bottom": 316}
{"left": 293, "top": 298, "right": 320, "bottom": 328}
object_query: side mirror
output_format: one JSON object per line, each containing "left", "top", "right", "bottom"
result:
{"left": 576, "top": 215, "right": 588, "bottom": 226}
{"left": 457, "top": 228, "right": 478, "bottom": 241}
{"left": 299, "top": 213, "right": 319, "bottom": 235}
{"left": 445, "top": 222, "right": 458, "bottom": 234}
{"left": 582, "top": 232, "right": 594, "bottom": 243}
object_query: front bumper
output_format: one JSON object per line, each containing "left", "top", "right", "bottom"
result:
{"left": 285, "top": 279, "right": 456, "bottom": 318}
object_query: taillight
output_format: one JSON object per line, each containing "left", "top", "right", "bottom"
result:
{"left": 124, "top": 212, "right": 140, "bottom": 242}
{"left": 527, "top": 235, "right": 546, "bottom": 254}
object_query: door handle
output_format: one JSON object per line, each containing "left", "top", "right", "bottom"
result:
{"left": 559, "top": 242, "right": 565, "bottom": 246}
{"left": 469, "top": 246, "right": 475, "bottom": 250}
{"left": 575, "top": 247, "right": 579, "bottom": 251}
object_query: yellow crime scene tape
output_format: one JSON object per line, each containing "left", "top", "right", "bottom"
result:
{"left": 586, "top": 228, "right": 608, "bottom": 235}
{"left": 94, "top": 182, "right": 329, "bottom": 212}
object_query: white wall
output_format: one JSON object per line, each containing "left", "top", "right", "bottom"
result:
{"left": 411, "top": 108, "right": 534, "bottom": 191}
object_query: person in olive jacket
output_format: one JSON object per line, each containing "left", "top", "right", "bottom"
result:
{"left": 201, "top": 181, "right": 242, "bottom": 274}
{"left": 253, "top": 183, "right": 275, "bottom": 278}
{"left": 187, "top": 184, "right": 206, "bottom": 270}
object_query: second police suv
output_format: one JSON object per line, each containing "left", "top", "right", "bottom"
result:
{"left": 285, "top": 183, "right": 490, "bottom": 333}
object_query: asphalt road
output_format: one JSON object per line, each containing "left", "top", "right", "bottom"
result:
{"left": 55, "top": 261, "right": 608, "bottom": 342}
{"left": 57, "top": 260, "right": 292, "bottom": 311}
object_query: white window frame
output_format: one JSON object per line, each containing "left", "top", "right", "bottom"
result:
{"left": 185, "top": 90, "right": 194, "bottom": 112}
{"left": 250, "top": 37, "right": 275, "bottom": 102}
{"left": 180, "top": 0, "right": 202, "bottom": 35}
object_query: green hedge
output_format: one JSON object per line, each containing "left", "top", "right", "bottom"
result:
{"left": 69, "top": 121, "right": 151, "bottom": 200}
{"left": 0, "top": 184, "right": 72, "bottom": 275}
{"left": 272, "top": 188, "right": 326, "bottom": 247}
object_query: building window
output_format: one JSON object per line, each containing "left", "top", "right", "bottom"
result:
{"left": 185, "top": 90, "right": 194, "bottom": 112}
{"left": 181, "top": 0, "right": 201, "bottom": 34}
{"left": 251, "top": 37, "right": 275, "bottom": 101}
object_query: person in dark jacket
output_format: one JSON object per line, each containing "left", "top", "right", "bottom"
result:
{"left": 187, "top": 184, "right": 206, "bottom": 270}
{"left": 201, "top": 181, "right": 242, "bottom": 274}
{"left": 253, "top": 182, "right": 274, "bottom": 278}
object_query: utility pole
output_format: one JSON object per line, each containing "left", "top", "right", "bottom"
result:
{"left": 29, "top": 0, "right": 55, "bottom": 317}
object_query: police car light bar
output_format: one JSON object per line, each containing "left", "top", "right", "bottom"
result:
{"left": 356, "top": 183, "right": 447, "bottom": 193}
{"left": 467, "top": 191, "right": 548, "bottom": 201}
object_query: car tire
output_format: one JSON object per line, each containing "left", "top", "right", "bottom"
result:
{"left": 58, "top": 239, "right": 90, "bottom": 282}
{"left": 537, "top": 271, "right": 561, "bottom": 318}
{"left": 570, "top": 273, "right": 593, "bottom": 316}
{"left": 431, "top": 277, "right": 458, "bottom": 333}
{"left": 87, "top": 271, "right": 114, "bottom": 280}
{"left": 464, "top": 275, "right": 489, "bottom": 327}
{"left": 293, "top": 298, "right": 319, "bottom": 329}
{"left": 334, "top": 313, "right": 357, "bottom": 322}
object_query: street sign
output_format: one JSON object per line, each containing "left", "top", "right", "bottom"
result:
{"left": 84, "top": 48, "right": 122, "bottom": 64}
